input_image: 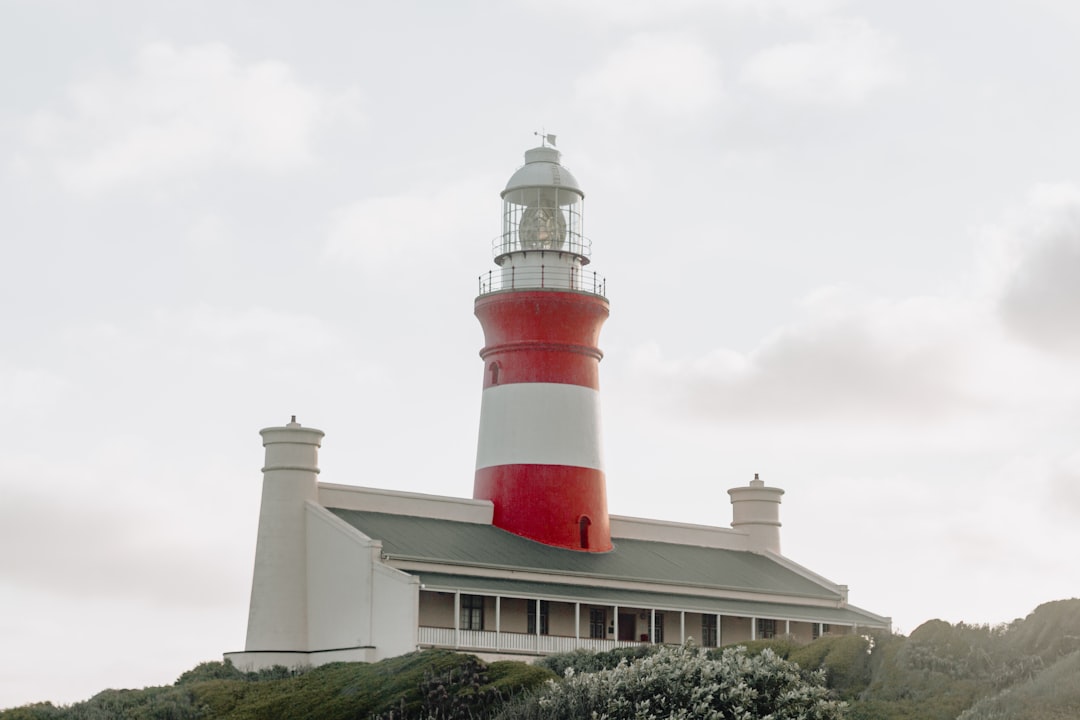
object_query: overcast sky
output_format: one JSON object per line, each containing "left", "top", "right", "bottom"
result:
{"left": 3, "top": 0, "right": 1080, "bottom": 709}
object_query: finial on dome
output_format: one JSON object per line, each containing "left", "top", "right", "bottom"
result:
{"left": 534, "top": 129, "right": 557, "bottom": 148}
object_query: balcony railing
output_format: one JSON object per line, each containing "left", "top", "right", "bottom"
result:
{"left": 417, "top": 626, "right": 650, "bottom": 654}
{"left": 477, "top": 266, "right": 607, "bottom": 298}
{"left": 493, "top": 234, "right": 592, "bottom": 261}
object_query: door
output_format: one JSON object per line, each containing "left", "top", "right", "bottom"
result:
{"left": 618, "top": 613, "right": 636, "bottom": 641}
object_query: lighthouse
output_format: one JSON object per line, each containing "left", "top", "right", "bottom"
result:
{"left": 226, "top": 140, "right": 891, "bottom": 673}
{"left": 472, "top": 140, "right": 612, "bottom": 552}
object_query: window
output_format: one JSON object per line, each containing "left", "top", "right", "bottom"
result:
{"left": 812, "top": 623, "right": 831, "bottom": 640}
{"left": 757, "top": 618, "right": 776, "bottom": 639}
{"left": 527, "top": 600, "right": 550, "bottom": 635}
{"left": 652, "top": 612, "right": 665, "bottom": 643}
{"left": 579, "top": 515, "right": 591, "bottom": 549}
{"left": 589, "top": 608, "right": 606, "bottom": 639}
{"left": 460, "top": 594, "right": 484, "bottom": 630}
{"left": 702, "top": 614, "right": 718, "bottom": 647}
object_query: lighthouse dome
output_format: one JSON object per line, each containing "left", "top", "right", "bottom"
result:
{"left": 502, "top": 147, "right": 583, "bottom": 200}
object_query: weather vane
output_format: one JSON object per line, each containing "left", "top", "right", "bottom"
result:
{"left": 534, "top": 129, "right": 557, "bottom": 148}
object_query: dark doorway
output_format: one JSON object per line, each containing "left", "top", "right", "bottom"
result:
{"left": 618, "top": 613, "right": 636, "bottom": 641}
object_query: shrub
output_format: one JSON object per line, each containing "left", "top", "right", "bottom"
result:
{"left": 957, "top": 650, "right": 1080, "bottom": 720}
{"left": 536, "top": 645, "right": 654, "bottom": 677}
{"left": 732, "top": 636, "right": 801, "bottom": 660}
{"left": 175, "top": 660, "right": 249, "bottom": 685}
{"left": 498, "top": 643, "right": 847, "bottom": 720}
{"left": 790, "top": 634, "right": 876, "bottom": 699}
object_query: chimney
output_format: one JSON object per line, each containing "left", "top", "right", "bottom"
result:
{"left": 243, "top": 417, "right": 324, "bottom": 652}
{"left": 728, "top": 473, "right": 784, "bottom": 554}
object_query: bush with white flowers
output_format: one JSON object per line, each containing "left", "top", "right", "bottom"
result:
{"left": 499, "top": 643, "right": 847, "bottom": 720}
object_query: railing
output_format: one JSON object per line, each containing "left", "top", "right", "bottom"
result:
{"left": 499, "top": 632, "right": 537, "bottom": 652}
{"left": 477, "top": 266, "right": 607, "bottom": 298}
{"left": 493, "top": 234, "right": 592, "bottom": 260}
{"left": 459, "top": 629, "right": 498, "bottom": 648}
{"left": 418, "top": 626, "right": 455, "bottom": 646}
{"left": 417, "top": 626, "right": 649, "bottom": 655}
{"left": 538, "top": 635, "right": 580, "bottom": 654}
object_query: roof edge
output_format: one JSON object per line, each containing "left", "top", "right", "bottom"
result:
{"left": 317, "top": 483, "right": 494, "bottom": 524}
{"left": 611, "top": 514, "right": 749, "bottom": 551}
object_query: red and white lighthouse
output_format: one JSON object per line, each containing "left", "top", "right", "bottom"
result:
{"left": 473, "top": 141, "right": 611, "bottom": 552}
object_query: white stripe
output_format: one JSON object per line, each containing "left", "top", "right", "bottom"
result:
{"left": 476, "top": 382, "right": 604, "bottom": 470}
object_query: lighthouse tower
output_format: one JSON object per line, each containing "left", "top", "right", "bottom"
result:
{"left": 473, "top": 141, "right": 612, "bottom": 552}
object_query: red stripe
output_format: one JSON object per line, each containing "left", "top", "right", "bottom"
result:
{"left": 474, "top": 464, "right": 612, "bottom": 552}
{"left": 475, "top": 291, "right": 609, "bottom": 390}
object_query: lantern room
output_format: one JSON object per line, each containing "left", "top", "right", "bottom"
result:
{"left": 483, "top": 143, "right": 603, "bottom": 297}
{"left": 498, "top": 145, "right": 587, "bottom": 261}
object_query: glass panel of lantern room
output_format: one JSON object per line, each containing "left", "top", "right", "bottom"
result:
{"left": 502, "top": 189, "right": 583, "bottom": 256}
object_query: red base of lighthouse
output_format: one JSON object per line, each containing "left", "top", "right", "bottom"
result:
{"left": 474, "top": 464, "right": 612, "bottom": 551}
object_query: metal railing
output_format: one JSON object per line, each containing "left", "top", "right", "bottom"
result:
{"left": 493, "top": 233, "right": 592, "bottom": 260}
{"left": 477, "top": 266, "right": 606, "bottom": 298}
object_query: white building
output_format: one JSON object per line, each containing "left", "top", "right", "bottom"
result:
{"left": 225, "top": 142, "right": 889, "bottom": 671}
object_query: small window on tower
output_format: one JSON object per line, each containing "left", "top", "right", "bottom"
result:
{"left": 579, "top": 515, "right": 591, "bottom": 549}
{"left": 488, "top": 362, "right": 500, "bottom": 385}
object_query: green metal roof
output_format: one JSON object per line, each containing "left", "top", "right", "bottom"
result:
{"left": 329, "top": 509, "right": 844, "bottom": 602}
{"left": 414, "top": 572, "right": 888, "bottom": 627}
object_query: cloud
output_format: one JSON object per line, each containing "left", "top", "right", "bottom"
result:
{"left": 620, "top": 181, "right": 1080, "bottom": 449}
{"left": 166, "top": 304, "right": 342, "bottom": 353}
{"left": 522, "top": 0, "right": 845, "bottom": 25}
{"left": 0, "top": 365, "right": 67, "bottom": 416}
{"left": 988, "top": 183, "right": 1080, "bottom": 355}
{"left": 741, "top": 17, "right": 904, "bottom": 105}
{"left": 59, "top": 305, "right": 343, "bottom": 368}
{"left": 0, "top": 471, "right": 246, "bottom": 607}
{"left": 575, "top": 33, "right": 722, "bottom": 119}
{"left": 525, "top": 0, "right": 712, "bottom": 24}
{"left": 324, "top": 176, "right": 493, "bottom": 270}
{"left": 630, "top": 286, "right": 988, "bottom": 425}
{"left": 1046, "top": 451, "right": 1080, "bottom": 519}
{"left": 25, "top": 42, "right": 361, "bottom": 192}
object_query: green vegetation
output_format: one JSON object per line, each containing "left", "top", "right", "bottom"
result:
{"left": 4, "top": 599, "right": 1079, "bottom": 720}
{"left": 0, "top": 651, "right": 553, "bottom": 720}
{"left": 497, "top": 643, "right": 845, "bottom": 720}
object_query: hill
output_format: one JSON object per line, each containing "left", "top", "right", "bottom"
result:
{"left": 0, "top": 650, "right": 553, "bottom": 720}
{"left": 3, "top": 599, "right": 1078, "bottom": 720}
